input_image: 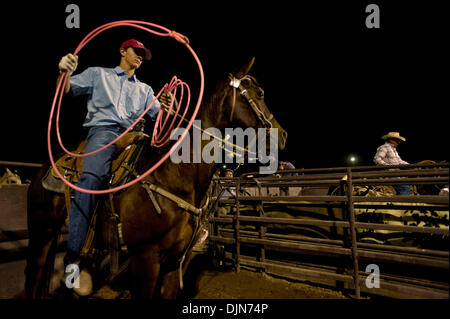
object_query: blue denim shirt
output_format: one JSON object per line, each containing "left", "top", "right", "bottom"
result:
{"left": 70, "top": 66, "right": 161, "bottom": 128}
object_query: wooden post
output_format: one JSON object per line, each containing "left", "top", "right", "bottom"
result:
{"left": 346, "top": 168, "right": 360, "bottom": 298}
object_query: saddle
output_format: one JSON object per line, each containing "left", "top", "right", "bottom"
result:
{"left": 42, "top": 131, "right": 148, "bottom": 194}
{"left": 41, "top": 129, "right": 210, "bottom": 288}
{"left": 41, "top": 131, "right": 149, "bottom": 276}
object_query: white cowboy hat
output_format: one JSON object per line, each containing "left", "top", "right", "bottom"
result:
{"left": 381, "top": 132, "right": 406, "bottom": 142}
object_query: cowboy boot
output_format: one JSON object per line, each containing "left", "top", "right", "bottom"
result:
{"left": 61, "top": 250, "right": 93, "bottom": 297}
{"left": 60, "top": 249, "right": 80, "bottom": 289}
{"left": 73, "top": 266, "right": 93, "bottom": 297}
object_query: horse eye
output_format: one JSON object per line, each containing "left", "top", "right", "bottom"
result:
{"left": 257, "top": 89, "right": 264, "bottom": 98}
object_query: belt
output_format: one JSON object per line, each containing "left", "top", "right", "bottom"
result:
{"left": 115, "top": 125, "right": 127, "bottom": 134}
{"left": 115, "top": 119, "right": 146, "bottom": 134}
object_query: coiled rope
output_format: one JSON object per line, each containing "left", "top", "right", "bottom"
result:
{"left": 48, "top": 20, "right": 204, "bottom": 194}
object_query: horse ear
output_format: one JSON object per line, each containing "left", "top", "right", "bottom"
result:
{"left": 236, "top": 57, "right": 256, "bottom": 78}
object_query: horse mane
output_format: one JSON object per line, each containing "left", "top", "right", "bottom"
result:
{"left": 201, "top": 59, "right": 257, "bottom": 120}
{"left": 201, "top": 75, "right": 228, "bottom": 123}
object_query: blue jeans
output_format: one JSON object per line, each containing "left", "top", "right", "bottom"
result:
{"left": 394, "top": 185, "right": 411, "bottom": 196}
{"left": 282, "top": 163, "right": 299, "bottom": 177}
{"left": 391, "top": 176, "right": 411, "bottom": 196}
{"left": 67, "top": 126, "right": 119, "bottom": 254}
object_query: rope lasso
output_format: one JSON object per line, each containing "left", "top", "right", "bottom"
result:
{"left": 48, "top": 20, "right": 204, "bottom": 195}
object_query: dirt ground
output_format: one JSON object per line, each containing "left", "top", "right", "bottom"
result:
{"left": 1, "top": 244, "right": 347, "bottom": 300}
{"left": 91, "top": 268, "right": 347, "bottom": 300}
{"left": 191, "top": 268, "right": 347, "bottom": 299}
{"left": 89, "top": 253, "right": 347, "bottom": 299}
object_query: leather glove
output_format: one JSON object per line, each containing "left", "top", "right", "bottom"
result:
{"left": 59, "top": 53, "right": 78, "bottom": 75}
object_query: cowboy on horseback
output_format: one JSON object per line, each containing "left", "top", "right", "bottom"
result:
{"left": 373, "top": 131, "right": 411, "bottom": 196}
{"left": 57, "top": 39, "right": 171, "bottom": 294}
{"left": 27, "top": 47, "right": 288, "bottom": 298}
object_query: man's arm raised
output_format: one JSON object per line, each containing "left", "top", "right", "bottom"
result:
{"left": 57, "top": 53, "right": 78, "bottom": 95}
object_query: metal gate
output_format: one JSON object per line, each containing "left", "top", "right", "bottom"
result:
{"left": 207, "top": 163, "right": 449, "bottom": 299}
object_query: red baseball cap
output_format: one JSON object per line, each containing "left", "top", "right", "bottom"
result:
{"left": 120, "top": 39, "right": 152, "bottom": 60}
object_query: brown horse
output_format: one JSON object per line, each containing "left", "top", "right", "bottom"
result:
{"left": 25, "top": 59, "right": 287, "bottom": 299}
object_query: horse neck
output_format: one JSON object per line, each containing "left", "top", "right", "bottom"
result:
{"left": 198, "top": 80, "right": 231, "bottom": 131}
{"left": 179, "top": 83, "right": 232, "bottom": 200}
{"left": 145, "top": 93, "right": 227, "bottom": 205}
{"left": 145, "top": 80, "right": 233, "bottom": 207}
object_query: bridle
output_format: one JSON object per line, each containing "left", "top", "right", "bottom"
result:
{"left": 159, "top": 74, "right": 277, "bottom": 159}
{"left": 228, "top": 74, "right": 274, "bottom": 129}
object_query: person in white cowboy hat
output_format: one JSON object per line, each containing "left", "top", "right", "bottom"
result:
{"left": 373, "top": 132, "right": 411, "bottom": 195}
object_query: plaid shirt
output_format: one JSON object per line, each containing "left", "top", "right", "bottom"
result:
{"left": 373, "top": 142, "right": 409, "bottom": 166}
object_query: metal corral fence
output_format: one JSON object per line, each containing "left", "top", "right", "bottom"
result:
{"left": 207, "top": 163, "right": 449, "bottom": 299}
{"left": 1, "top": 161, "right": 448, "bottom": 298}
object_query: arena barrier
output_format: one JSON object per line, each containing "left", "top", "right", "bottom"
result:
{"left": 207, "top": 163, "right": 449, "bottom": 299}
{"left": 1, "top": 161, "right": 448, "bottom": 298}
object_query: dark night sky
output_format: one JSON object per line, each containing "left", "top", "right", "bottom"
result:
{"left": 1, "top": 0, "right": 447, "bottom": 171}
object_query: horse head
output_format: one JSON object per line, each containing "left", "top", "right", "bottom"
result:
{"left": 224, "top": 58, "right": 288, "bottom": 152}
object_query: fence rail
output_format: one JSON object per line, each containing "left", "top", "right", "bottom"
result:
{"left": 207, "top": 163, "right": 449, "bottom": 299}
{"left": 0, "top": 161, "right": 43, "bottom": 168}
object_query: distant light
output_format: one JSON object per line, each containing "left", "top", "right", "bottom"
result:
{"left": 348, "top": 155, "right": 358, "bottom": 165}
